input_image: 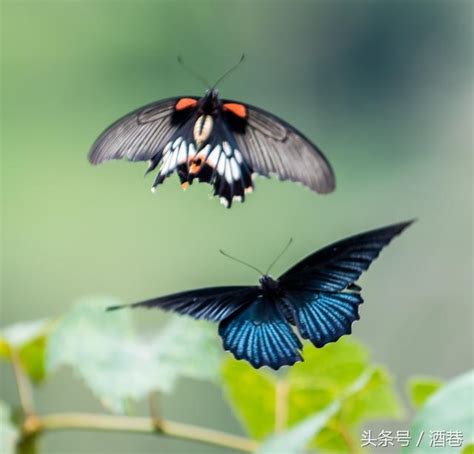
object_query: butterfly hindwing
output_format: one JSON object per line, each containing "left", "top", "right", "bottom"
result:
{"left": 218, "top": 295, "right": 303, "bottom": 369}
{"left": 143, "top": 107, "right": 254, "bottom": 207}
{"left": 187, "top": 120, "right": 254, "bottom": 207}
{"left": 283, "top": 290, "right": 363, "bottom": 347}
{"left": 150, "top": 125, "right": 197, "bottom": 188}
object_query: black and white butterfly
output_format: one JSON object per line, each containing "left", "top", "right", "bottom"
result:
{"left": 108, "top": 221, "right": 413, "bottom": 369}
{"left": 88, "top": 58, "right": 335, "bottom": 208}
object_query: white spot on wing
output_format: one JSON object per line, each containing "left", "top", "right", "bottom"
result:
{"left": 161, "top": 150, "right": 173, "bottom": 174}
{"left": 217, "top": 154, "right": 226, "bottom": 176}
{"left": 163, "top": 141, "right": 172, "bottom": 155}
{"left": 230, "top": 158, "right": 241, "bottom": 180}
{"left": 177, "top": 140, "right": 187, "bottom": 163}
{"left": 225, "top": 160, "right": 233, "bottom": 183}
{"left": 172, "top": 137, "right": 182, "bottom": 150}
{"left": 188, "top": 143, "right": 196, "bottom": 158}
{"left": 223, "top": 141, "right": 232, "bottom": 157}
{"left": 200, "top": 144, "right": 211, "bottom": 158}
{"left": 219, "top": 197, "right": 229, "bottom": 207}
{"left": 234, "top": 149, "right": 243, "bottom": 164}
{"left": 169, "top": 148, "right": 179, "bottom": 170}
{"left": 207, "top": 145, "right": 221, "bottom": 167}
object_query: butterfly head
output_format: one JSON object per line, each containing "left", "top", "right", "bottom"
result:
{"left": 259, "top": 275, "right": 281, "bottom": 295}
{"left": 204, "top": 88, "right": 219, "bottom": 99}
{"left": 201, "top": 89, "right": 220, "bottom": 112}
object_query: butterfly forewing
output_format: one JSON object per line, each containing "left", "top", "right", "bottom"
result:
{"left": 279, "top": 221, "right": 414, "bottom": 292}
{"left": 115, "top": 286, "right": 259, "bottom": 322}
{"left": 273, "top": 221, "right": 413, "bottom": 348}
{"left": 88, "top": 97, "right": 197, "bottom": 165}
{"left": 223, "top": 100, "right": 336, "bottom": 194}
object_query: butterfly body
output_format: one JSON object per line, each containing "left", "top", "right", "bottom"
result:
{"left": 89, "top": 88, "right": 335, "bottom": 207}
{"left": 108, "top": 221, "right": 413, "bottom": 369}
{"left": 258, "top": 275, "right": 282, "bottom": 296}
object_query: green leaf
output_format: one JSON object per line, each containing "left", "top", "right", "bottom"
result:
{"left": 0, "top": 319, "right": 51, "bottom": 382}
{"left": 462, "top": 444, "right": 474, "bottom": 454}
{"left": 340, "top": 366, "right": 403, "bottom": 425}
{"left": 291, "top": 340, "right": 403, "bottom": 452}
{"left": 221, "top": 337, "right": 403, "bottom": 453}
{"left": 288, "top": 338, "right": 369, "bottom": 392}
{"left": 221, "top": 358, "right": 276, "bottom": 439}
{"left": 311, "top": 366, "right": 402, "bottom": 453}
{"left": 0, "top": 400, "right": 19, "bottom": 454}
{"left": 153, "top": 316, "right": 222, "bottom": 384}
{"left": 259, "top": 402, "right": 340, "bottom": 454}
{"left": 404, "top": 369, "right": 474, "bottom": 454}
{"left": 0, "top": 319, "right": 49, "bottom": 348}
{"left": 407, "top": 376, "right": 443, "bottom": 409}
{"left": 46, "top": 298, "right": 221, "bottom": 413}
{"left": 286, "top": 339, "right": 373, "bottom": 427}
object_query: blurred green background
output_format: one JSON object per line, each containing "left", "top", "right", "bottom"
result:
{"left": 1, "top": 0, "right": 472, "bottom": 453}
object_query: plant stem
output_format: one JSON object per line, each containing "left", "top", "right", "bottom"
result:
{"left": 8, "top": 356, "right": 257, "bottom": 453}
{"left": 274, "top": 379, "right": 289, "bottom": 433}
{"left": 11, "top": 349, "right": 35, "bottom": 416}
{"left": 28, "top": 413, "right": 258, "bottom": 452}
{"left": 148, "top": 391, "right": 162, "bottom": 431}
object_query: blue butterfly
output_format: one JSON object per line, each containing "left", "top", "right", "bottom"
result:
{"left": 108, "top": 221, "right": 413, "bottom": 369}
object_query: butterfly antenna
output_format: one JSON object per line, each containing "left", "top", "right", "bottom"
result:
{"left": 219, "top": 249, "right": 264, "bottom": 275}
{"left": 177, "top": 56, "right": 211, "bottom": 89}
{"left": 265, "top": 238, "right": 293, "bottom": 275}
{"left": 212, "top": 54, "right": 245, "bottom": 88}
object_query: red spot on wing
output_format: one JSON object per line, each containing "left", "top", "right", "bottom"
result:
{"left": 223, "top": 103, "right": 247, "bottom": 119}
{"left": 175, "top": 98, "right": 198, "bottom": 111}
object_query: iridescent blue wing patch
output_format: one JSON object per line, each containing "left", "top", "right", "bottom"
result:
{"left": 283, "top": 291, "right": 363, "bottom": 347}
{"left": 218, "top": 296, "right": 303, "bottom": 369}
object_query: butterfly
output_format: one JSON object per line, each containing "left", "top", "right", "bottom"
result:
{"left": 107, "top": 221, "right": 413, "bottom": 369}
{"left": 88, "top": 57, "right": 335, "bottom": 208}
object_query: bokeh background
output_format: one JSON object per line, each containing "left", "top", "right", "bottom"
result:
{"left": 1, "top": 0, "right": 472, "bottom": 452}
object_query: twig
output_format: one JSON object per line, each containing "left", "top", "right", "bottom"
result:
{"left": 28, "top": 413, "right": 258, "bottom": 452}
{"left": 9, "top": 347, "right": 257, "bottom": 452}
{"left": 11, "top": 349, "right": 35, "bottom": 416}
{"left": 8, "top": 357, "right": 258, "bottom": 453}
{"left": 148, "top": 391, "right": 162, "bottom": 431}
{"left": 274, "top": 379, "right": 289, "bottom": 433}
